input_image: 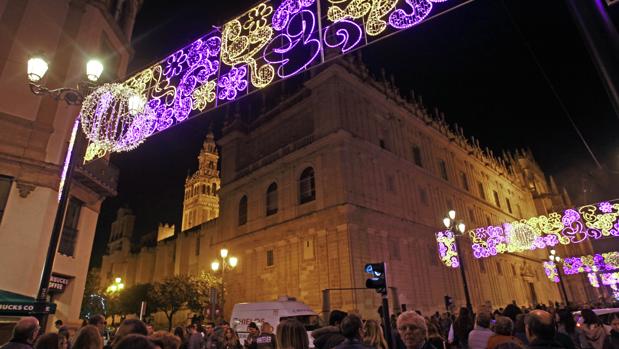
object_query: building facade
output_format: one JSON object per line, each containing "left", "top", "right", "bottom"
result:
{"left": 100, "top": 60, "right": 596, "bottom": 325}
{"left": 0, "top": 0, "right": 141, "bottom": 330}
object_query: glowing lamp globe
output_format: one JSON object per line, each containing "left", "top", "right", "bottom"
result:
{"left": 211, "top": 261, "right": 220, "bottom": 271}
{"left": 220, "top": 248, "right": 229, "bottom": 259}
{"left": 27, "top": 56, "right": 48, "bottom": 82}
{"left": 443, "top": 217, "right": 451, "bottom": 229}
{"left": 229, "top": 256, "right": 238, "bottom": 268}
{"left": 448, "top": 210, "right": 456, "bottom": 220}
{"left": 86, "top": 59, "right": 104, "bottom": 82}
{"left": 115, "top": 277, "right": 121, "bottom": 283}
{"left": 79, "top": 83, "right": 156, "bottom": 153}
{"left": 457, "top": 222, "right": 466, "bottom": 234}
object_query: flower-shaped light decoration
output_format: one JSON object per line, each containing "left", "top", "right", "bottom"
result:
{"left": 588, "top": 273, "right": 600, "bottom": 288}
{"left": 79, "top": 83, "right": 153, "bottom": 153}
{"left": 164, "top": 50, "right": 187, "bottom": 78}
{"left": 543, "top": 261, "right": 559, "bottom": 283}
{"left": 243, "top": 3, "right": 273, "bottom": 32}
{"left": 436, "top": 231, "right": 459, "bottom": 268}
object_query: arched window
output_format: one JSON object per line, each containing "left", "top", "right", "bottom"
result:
{"left": 212, "top": 183, "right": 217, "bottom": 195}
{"left": 266, "top": 183, "right": 278, "bottom": 216}
{"left": 206, "top": 185, "right": 211, "bottom": 195}
{"left": 299, "top": 167, "right": 316, "bottom": 204}
{"left": 238, "top": 195, "right": 248, "bottom": 226}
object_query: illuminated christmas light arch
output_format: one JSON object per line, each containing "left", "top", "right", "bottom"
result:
{"left": 79, "top": 0, "right": 470, "bottom": 153}
{"left": 436, "top": 200, "right": 619, "bottom": 268}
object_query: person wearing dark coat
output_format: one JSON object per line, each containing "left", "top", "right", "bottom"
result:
{"left": 333, "top": 315, "right": 372, "bottom": 349}
{"left": 0, "top": 317, "right": 40, "bottom": 349}
{"left": 525, "top": 310, "right": 567, "bottom": 349}
{"left": 312, "top": 310, "right": 347, "bottom": 349}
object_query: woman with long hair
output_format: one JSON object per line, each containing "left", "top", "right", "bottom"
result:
{"left": 222, "top": 327, "right": 242, "bottom": 349}
{"left": 452, "top": 307, "right": 474, "bottom": 349}
{"left": 35, "top": 333, "right": 68, "bottom": 349}
{"left": 427, "top": 321, "right": 447, "bottom": 349}
{"left": 557, "top": 309, "right": 582, "bottom": 349}
{"left": 277, "top": 319, "right": 309, "bottom": 349}
{"left": 581, "top": 309, "right": 608, "bottom": 349}
{"left": 363, "top": 319, "right": 388, "bottom": 349}
{"left": 73, "top": 325, "right": 103, "bottom": 349}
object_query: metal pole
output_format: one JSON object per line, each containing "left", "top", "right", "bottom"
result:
{"left": 221, "top": 258, "right": 225, "bottom": 320}
{"left": 557, "top": 265, "right": 570, "bottom": 306}
{"left": 454, "top": 234, "right": 473, "bottom": 313}
{"left": 381, "top": 295, "right": 393, "bottom": 349}
{"left": 36, "top": 118, "right": 82, "bottom": 330}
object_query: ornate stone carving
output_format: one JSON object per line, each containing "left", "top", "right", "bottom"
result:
{"left": 16, "top": 181, "right": 36, "bottom": 198}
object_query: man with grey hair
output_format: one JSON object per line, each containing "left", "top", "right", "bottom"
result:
{"left": 468, "top": 311, "right": 493, "bottom": 349}
{"left": 487, "top": 316, "right": 525, "bottom": 349}
{"left": 0, "top": 317, "right": 40, "bottom": 349}
{"left": 397, "top": 311, "right": 435, "bottom": 349}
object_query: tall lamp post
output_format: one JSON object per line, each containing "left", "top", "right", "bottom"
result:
{"left": 549, "top": 250, "right": 570, "bottom": 306}
{"left": 211, "top": 248, "right": 238, "bottom": 319}
{"left": 27, "top": 54, "right": 105, "bottom": 329}
{"left": 442, "top": 209, "right": 473, "bottom": 312}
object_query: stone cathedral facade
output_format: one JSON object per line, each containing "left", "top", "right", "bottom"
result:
{"left": 100, "top": 60, "right": 597, "bottom": 325}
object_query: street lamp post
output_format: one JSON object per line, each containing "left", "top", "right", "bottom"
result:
{"left": 549, "top": 250, "right": 570, "bottom": 306}
{"left": 211, "top": 248, "right": 238, "bottom": 320}
{"left": 443, "top": 210, "right": 473, "bottom": 312}
{"left": 27, "top": 54, "right": 105, "bottom": 330}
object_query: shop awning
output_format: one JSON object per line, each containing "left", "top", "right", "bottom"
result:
{"left": 0, "top": 290, "right": 56, "bottom": 317}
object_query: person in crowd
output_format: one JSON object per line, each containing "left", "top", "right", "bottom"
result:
{"left": 54, "top": 321, "right": 63, "bottom": 332}
{"left": 468, "top": 311, "right": 493, "bottom": 349}
{"left": 453, "top": 308, "right": 474, "bottom": 349}
{"left": 487, "top": 316, "right": 525, "bottom": 349}
{"left": 150, "top": 331, "right": 181, "bottom": 349}
{"left": 397, "top": 311, "right": 435, "bottom": 349}
{"left": 606, "top": 315, "right": 619, "bottom": 349}
{"left": 427, "top": 322, "right": 446, "bottom": 349}
{"left": 204, "top": 322, "right": 222, "bottom": 349}
{"left": 109, "top": 319, "right": 148, "bottom": 349}
{"left": 222, "top": 327, "right": 242, "bottom": 349}
{"left": 581, "top": 309, "right": 608, "bottom": 349}
{"left": 186, "top": 324, "right": 203, "bottom": 349}
{"left": 57, "top": 327, "right": 71, "bottom": 349}
{"left": 34, "top": 333, "right": 67, "bottom": 349}
{"left": 514, "top": 314, "right": 528, "bottom": 346}
{"left": 503, "top": 305, "right": 524, "bottom": 322}
{"left": 146, "top": 325, "right": 155, "bottom": 336}
{"left": 113, "top": 334, "right": 155, "bottom": 349}
{"left": 88, "top": 316, "right": 106, "bottom": 336}
{"left": 73, "top": 325, "right": 103, "bottom": 349}
{"left": 1, "top": 317, "right": 40, "bottom": 349}
{"left": 363, "top": 319, "right": 388, "bottom": 349}
{"left": 256, "top": 322, "right": 276, "bottom": 349}
{"left": 219, "top": 322, "right": 230, "bottom": 331}
{"left": 332, "top": 314, "right": 371, "bottom": 349}
{"left": 524, "top": 310, "right": 566, "bottom": 349}
{"left": 277, "top": 319, "right": 309, "bottom": 349}
{"left": 439, "top": 313, "right": 452, "bottom": 340}
{"left": 312, "top": 310, "right": 347, "bottom": 349}
{"left": 556, "top": 309, "right": 582, "bottom": 349}
{"left": 244, "top": 322, "right": 260, "bottom": 349}
{"left": 173, "top": 327, "right": 187, "bottom": 349}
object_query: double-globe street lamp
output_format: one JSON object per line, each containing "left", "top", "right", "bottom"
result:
{"left": 27, "top": 54, "right": 144, "bottom": 328}
{"left": 442, "top": 209, "right": 473, "bottom": 312}
{"left": 548, "top": 249, "right": 570, "bottom": 305}
{"left": 211, "top": 248, "right": 238, "bottom": 319}
{"left": 106, "top": 277, "right": 125, "bottom": 294}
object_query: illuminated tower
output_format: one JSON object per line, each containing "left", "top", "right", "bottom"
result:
{"left": 182, "top": 131, "right": 220, "bottom": 231}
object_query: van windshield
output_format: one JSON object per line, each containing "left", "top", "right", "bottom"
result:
{"left": 281, "top": 315, "right": 321, "bottom": 331}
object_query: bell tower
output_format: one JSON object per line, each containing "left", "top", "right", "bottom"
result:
{"left": 181, "top": 131, "right": 220, "bottom": 231}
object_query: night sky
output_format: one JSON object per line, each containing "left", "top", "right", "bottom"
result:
{"left": 89, "top": 0, "right": 619, "bottom": 266}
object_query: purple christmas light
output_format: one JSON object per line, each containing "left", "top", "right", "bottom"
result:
{"left": 324, "top": 20, "right": 364, "bottom": 54}
{"left": 218, "top": 66, "right": 248, "bottom": 101}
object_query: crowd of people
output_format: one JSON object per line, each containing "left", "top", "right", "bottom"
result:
{"left": 2, "top": 304, "right": 619, "bottom": 349}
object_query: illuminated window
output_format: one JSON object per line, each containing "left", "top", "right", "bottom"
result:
{"left": 238, "top": 195, "right": 248, "bottom": 226}
{"left": 412, "top": 145, "right": 423, "bottom": 167}
{"left": 0, "top": 176, "right": 11, "bottom": 224}
{"left": 299, "top": 167, "right": 315, "bottom": 204}
{"left": 493, "top": 191, "right": 501, "bottom": 208}
{"left": 460, "top": 172, "right": 469, "bottom": 191}
{"left": 506, "top": 198, "right": 513, "bottom": 214}
{"left": 438, "top": 160, "right": 448, "bottom": 181}
{"left": 266, "top": 249, "right": 274, "bottom": 267}
{"left": 59, "top": 197, "right": 83, "bottom": 257}
{"left": 266, "top": 183, "right": 278, "bottom": 216}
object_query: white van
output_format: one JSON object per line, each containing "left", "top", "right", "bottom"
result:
{"left": 230, "top": 296, "right": 320, "bottom": 347}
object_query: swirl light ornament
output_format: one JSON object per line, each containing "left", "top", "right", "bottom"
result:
{"left": 543, "top": 261, "right": 559, "bottom": 283}
{"left": 79, "top": 83, "right": 151, "bottom": 153}
{"left": 588, "top": 273, "right": 600, "bottom": 288}
{"left": 436, "top": 230, "right": 459, "bottom": 268}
